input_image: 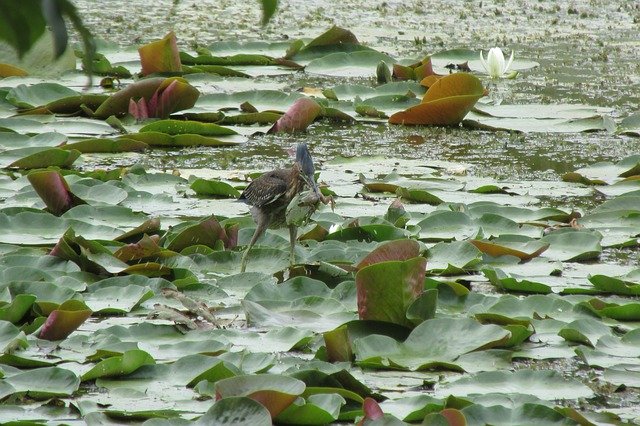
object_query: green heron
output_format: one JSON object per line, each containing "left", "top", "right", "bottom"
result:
{"left": 239, "top": 143, "right": 322, "bottom": 273}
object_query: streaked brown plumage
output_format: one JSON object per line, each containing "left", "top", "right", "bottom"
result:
{"left": 239, "top": 144, "right": 320, "bottom": 273}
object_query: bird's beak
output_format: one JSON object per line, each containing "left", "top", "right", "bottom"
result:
{"left": 303, "top": 172, "right": 322, "bottom": 198}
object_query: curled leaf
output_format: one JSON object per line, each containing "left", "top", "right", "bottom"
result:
{"left": 138, "top": 31, "right": 181, "bottom": 76}
{"left": 268, "top": 97, "right": 322, "bottom": 133}
{"left": 389, "top": 73, "right": 484, "bottom": 126}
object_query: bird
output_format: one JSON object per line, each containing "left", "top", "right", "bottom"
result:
{"left": 239, "top": 143, "right": 322, "bottom": 273}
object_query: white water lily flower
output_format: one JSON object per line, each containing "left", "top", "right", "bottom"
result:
{"left": 480, "top": 47, "right": 514, "bottom": 78}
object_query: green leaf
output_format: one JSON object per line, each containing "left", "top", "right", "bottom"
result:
{"left": 190, "top": 178, "right": 241, "bottom": 198}
{"left": 0, "top": 321, "right": 28, "bottom": 353}
{"left": 6, "top": 83, "right": 78, "bottom": 109}
{"left": 140, "top": 119, "right": 237, "bottom": 136}
{"left": 81, "top": 349, "right": 156, "bottom": 381}
{"left": 306, "top": 51, "right": 396, "bottom": 78}
{"left": 437, "top": 370, "right": 594, "bottom": 400}
{"left": 0, "top": 294, "right": 37, "bottom": 324}
{"left": 356, "top": 256, "right": 426, "bottom": 327}
{"left": 426, "top": 241, "right": 482, "bottom": 275}
{"left": 483, "top": 268, "right": 552, "bottom": 294}
{"left": 38, "top": 299, "right": 92, "bottom": 340}
{"left": 462, "top": 403, "right": 576, "bottom": 426}
{"left": 277, "top": 393, "right": 345, "bottom": 425}
{"left": 196, "top": 397, "right": 272, "bottom": 425}
{"left": 354, "top": 318, "right": 510, "bottom": 371}
{"left": 4, "top": 367, "right": 79, "bottom": 399}
{"left": 215, "top": 374, "right": 306, "bottom": 418}
{"left": 540, "top": 230, "right": 602, "bottom": 261}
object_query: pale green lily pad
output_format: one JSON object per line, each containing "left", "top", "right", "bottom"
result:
{"left": 461, "top": 402, "right": 578, "bottom": 426}
{"left": 417, "top": 211, "right": 480, "bottom": 241}
{"left": 472, "top": 294, "right": 578, "bottom": 325}
{"left": 540, "top": 230, "right": 602, "bottom": 261}
{"left": 436, "top": 370, "right": 594, "bottom": 400}
{"left": 426, "top": 241, "right": 483, "bottom": 275}
{"left": 6, "top": 83, "right": 78, "bottom": 109}
{"left": 3, "top": 367, "right": 80, "bottom": 399}
{"left": 618, "top": 112, "right": 640, "bottom": 136}
{"left": 483, "top": 268, "right": 552, "bottom": 294}
{"left": 558, "top": 317, "right": 613, "bottom": 347}
{"left": 306, "top": 51, "right": 396, "bottom": 77}
{"left": 354, "top": 317, "right": 510, "bottom": 371}
{"left": 83, "top": 285, "right": 154, "bottom": 314}
{"left": 196, "top": 397, "right": 272, "bottom": 425}
{"left": 193, "top": 90, "right": 303, "bottom": 113}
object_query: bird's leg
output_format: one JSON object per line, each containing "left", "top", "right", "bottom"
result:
{"left": 288, "top": 224, "right": 297, "bottom": 267}
{"left": 240, "top": 221, "right": 267, "bottom": 273}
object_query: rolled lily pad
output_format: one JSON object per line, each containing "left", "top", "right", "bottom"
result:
{"left": 27, "top": 170, "right": 85, "bottom": 215}
{"left": 138, "top": 31, "right": 182, "bottom": 76}
{"left": 356, "top": 239, "right": 421, "bottom": 269}
{"left": 389, "top": 73, "right": 484, "bottom": 126}
{"left": 215, "top": 374, "right": 306, "bottom": 418}
{"left": 396, "top": 187, "right": 444, "bottom": 204}
{"left": 354, "top": 317, "right": 510, "bottom": 371}
{"left": 93, "top": 77, "right": 199, "bottom": 119}
{"left": 302, "top": 26, "right": 359, "bottom": 51}
{"left": 38, "top": 299, "right": 92, "bottom": 341}
{"left": 356, "top": 256, "right": 426, "bottom": 327}
{"left": 580, "top": 298, "right": 640, "bottom": 321}
{"left": 268, "top": 97, "right": 322, "bottom": 133}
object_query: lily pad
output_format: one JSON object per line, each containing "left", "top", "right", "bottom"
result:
{"left": 436, "top": 370, "right": 594, "bottom": 400}
{"left": 306, "top": 51, "right": 396, "bottom": 78}
{"left": 354, "top": 317, "right": 510, "bottom": 371}
{"left": 215, "top": 374, "right": 306, "bottom": 418}
{"left": 389, "top": 73, "right": 485, "bottom": 125}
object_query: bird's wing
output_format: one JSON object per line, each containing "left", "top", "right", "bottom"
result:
{"left": 239, "top": 169, "right": 291, "bottom": 207}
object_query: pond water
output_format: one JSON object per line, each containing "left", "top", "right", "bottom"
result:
{"left": 73, "top": 0, "right": 640, "bottom": 180}
{"left": 1, "top": 0, "right": 640, "bottom": 423}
